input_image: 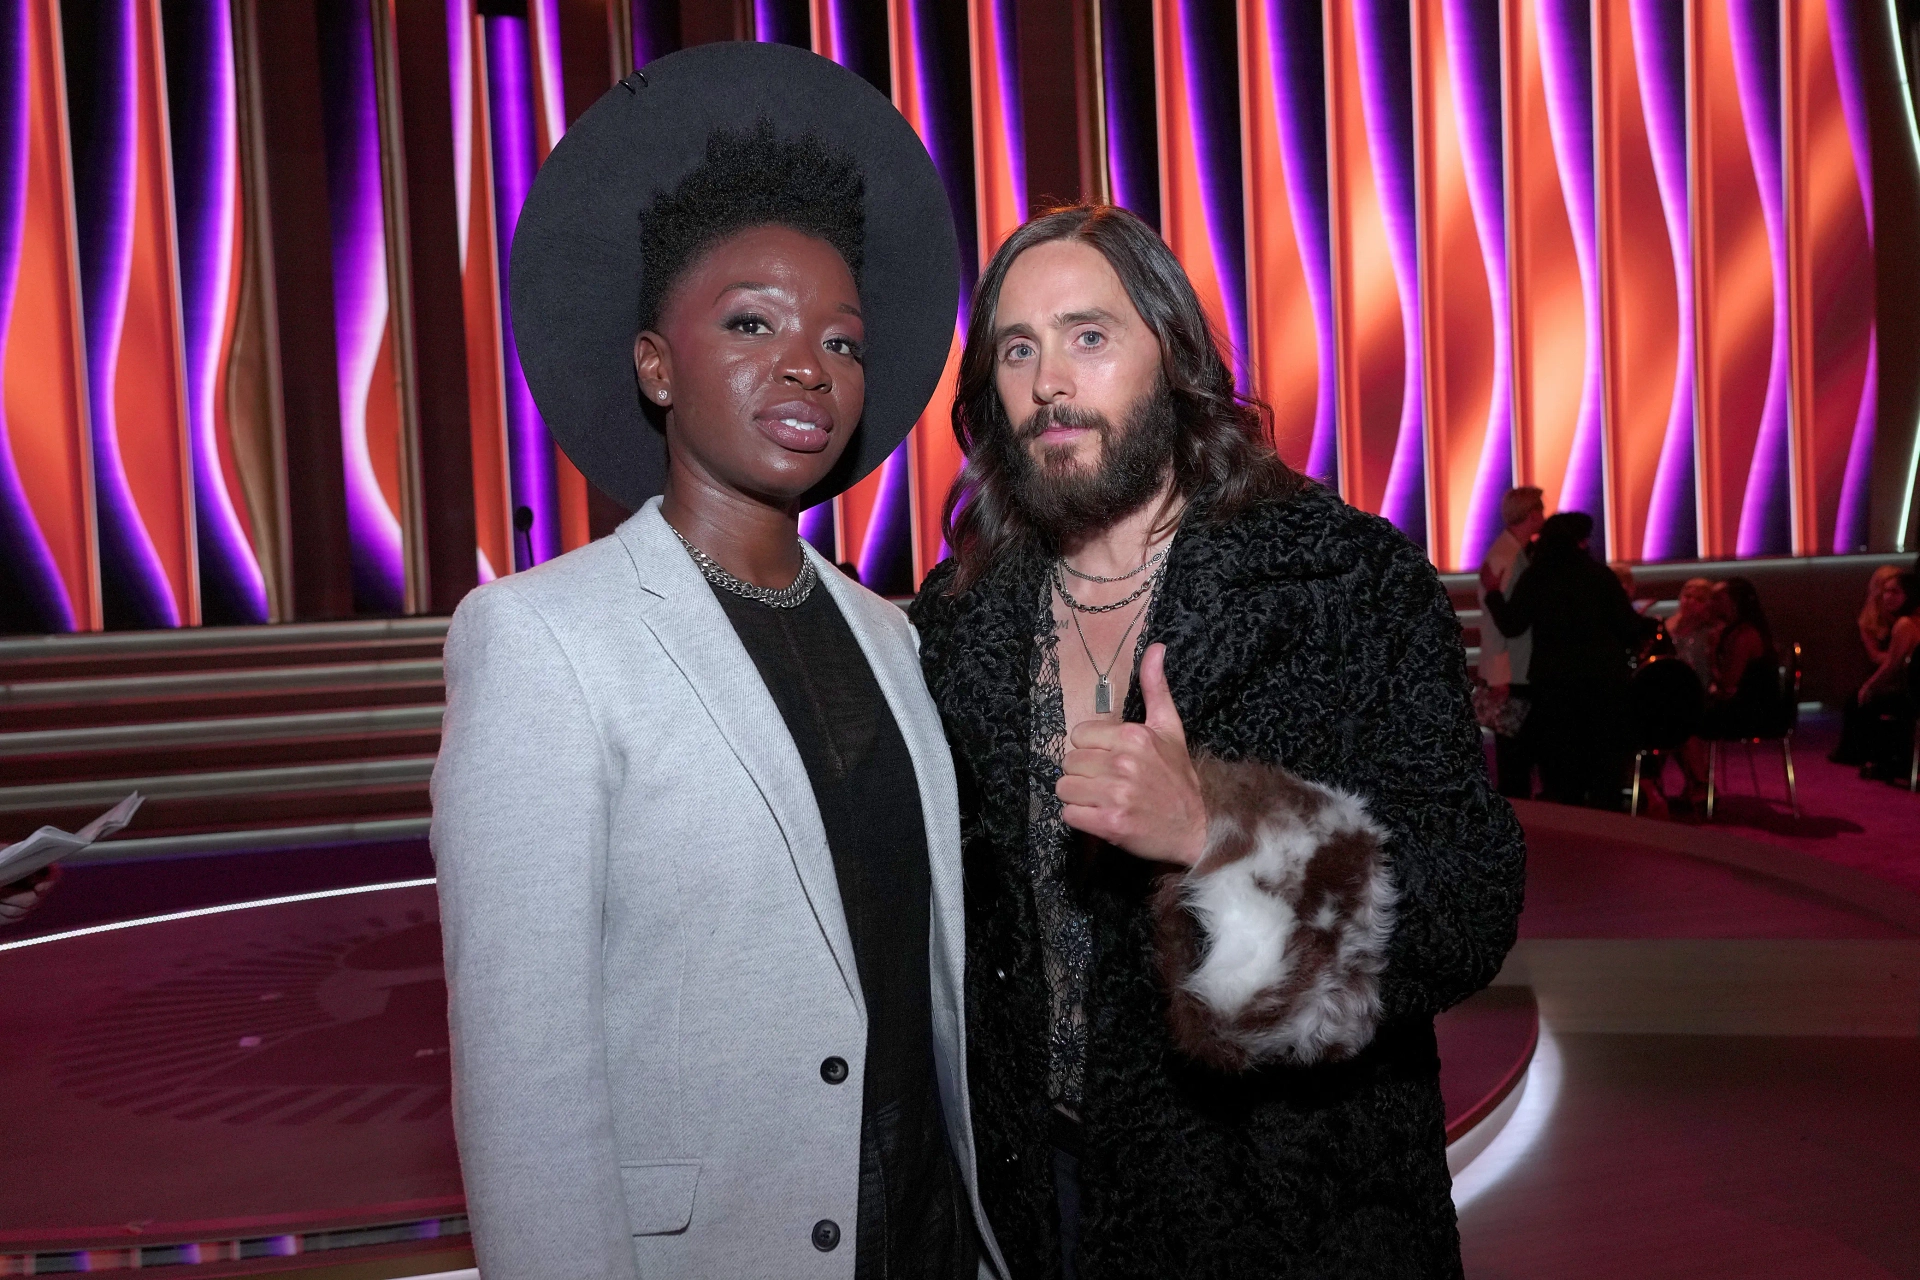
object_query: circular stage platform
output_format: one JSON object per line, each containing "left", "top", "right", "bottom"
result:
{"left": 0, "top": 875, "right": 1539, "bottom": 1276}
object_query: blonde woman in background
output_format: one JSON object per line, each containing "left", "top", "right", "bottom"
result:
{"left": 1666, "top": 577, "right": 1720, "bottom": 686}
{"left": 1834, "top": 565, "right": 1911, "bottom": 765}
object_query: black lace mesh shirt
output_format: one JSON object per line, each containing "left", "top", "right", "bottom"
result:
{"left": 709, "top": 581, "right": 976, "bottom": 1280}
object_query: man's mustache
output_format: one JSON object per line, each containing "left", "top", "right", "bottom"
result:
{"left": 1018, "top": 402, "right": 1113, "bottom": 443}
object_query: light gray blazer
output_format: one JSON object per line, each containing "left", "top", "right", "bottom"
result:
{"left": 431, "top": 498, "right": 1005, "bottom": 1280}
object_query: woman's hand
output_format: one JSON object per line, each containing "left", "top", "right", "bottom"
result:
{"left": 1478, "top": 560, "right": 1502, "bottom": 594}
{"left": 1057, "top": 644, "right": 1209, "bottom": 868}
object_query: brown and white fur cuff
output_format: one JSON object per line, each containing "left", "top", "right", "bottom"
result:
{"left": 1153, "top": 755, "right": 1395, "bottom": 1072}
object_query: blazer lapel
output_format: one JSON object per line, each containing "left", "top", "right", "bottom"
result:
{"left": 813, "top": 553, "right": 1010, "bottom": 1276}
{"left": 614, "top": 501, "right": 863, "bottom": 1013}
{"left": 809, "top": 552, "right": 964, "bottom": 1000}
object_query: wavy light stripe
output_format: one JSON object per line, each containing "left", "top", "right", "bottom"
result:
{"left": 0, "top": 0, "right": 73, "bottom": 630}
{"left": 527, "top": 0, "right": 589, "bottom": 556}
{"left": 322, "top": 0, "right": 404, "bottom": 611}
{"left": 1102, "top": 1, "right": 1157, "bottom": 222}
{"left": 1241, "top": 0, "right": 1319, "bottom": 476}
{"left": 1537, "top": 0, "right": 1604, "bottom": 546}
{"left": 1264, "top": 0, "right": 1337, "bottom": 486}
{"left": 75, "top": 0, "right": 176, "bottom": 625}
{"left": 1728, "top": 0, "right": 1791, "bottom": 557}
{"left": 1827, "top": 0, "right": 1876, "bottom": 553}
{"left": 970, "top": 0, "right": 1024, "bottom": 260}
{"left": 1354, "top": 0, "right": 1426, "bottom": 543}
{"left": 1632, "top": 0, "right": 1696, "bottom": 560}
{"left": 173, "top": 0, "right": 265, "bottom": 621}
{"left": 1880, "top": 0, "right": 1920, "bottom": 551}
{"left": 448, "top": 0, "right": 471, "bottom": 265}
{"left": 529, "top": 0, "right": 566, "bottom": 155}
{"left": 846, "top": 0, "right": 940, "bottom": 590}
{"left": 1447, "top": 0, "right": 1515, "bottom": 570}
{"left": 1179, "top": 0, "right": 1250, "bottom": 390}
{"left": 485, "top": 14, "right": 557, "bottom": 566}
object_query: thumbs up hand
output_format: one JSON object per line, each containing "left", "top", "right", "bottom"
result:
{"left": 1057, "top": 643, "right": 1209, "bottom": 867}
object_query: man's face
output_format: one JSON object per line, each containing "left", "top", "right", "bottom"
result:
{"left": 990, "top": 240, "right": 1165, "bottom": 480}
{"left": 1514, "top": 504, "right": 1546, "bottom": 541}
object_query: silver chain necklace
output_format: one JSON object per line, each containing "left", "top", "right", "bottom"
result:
{"left": 1063, "top": 574, "right": 1158, "bottom": 715}
{"left": 1053, "top": 560, "right": 1161, "bottom": 615}
{"left": 1059, "top": 544, "right": 1168, "bottom": 584}
{"left": 671, "top": 525, "right": 818, "bottom": 608}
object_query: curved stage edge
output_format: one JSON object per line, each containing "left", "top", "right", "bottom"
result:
{"left": 9, "top": 798, "right": 1915, "bottom": 1276}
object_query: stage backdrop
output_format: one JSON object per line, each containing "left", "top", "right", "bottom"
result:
{"left": 3, "top": 0, "right": 1919, "bottom": 630}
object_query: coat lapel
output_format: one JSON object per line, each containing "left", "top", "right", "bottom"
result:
{"left": 927, "top": 553, "right": 1045, "bottom": 856}
{"left": 613, "top": 501, "right": 863, "bottom": 1013}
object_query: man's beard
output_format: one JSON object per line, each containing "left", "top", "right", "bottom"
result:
{"left": 991, "top": 378, "right": 1180, "bottom": 550}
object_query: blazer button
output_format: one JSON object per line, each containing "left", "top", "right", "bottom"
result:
{"left": 820, "top": 1056, "right": 849, "bottom": 1085}
{"left": 812, "top": 1219, "right": 841, "bottom": 1251}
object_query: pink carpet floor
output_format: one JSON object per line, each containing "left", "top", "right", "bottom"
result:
{"left": 1634, "top": 710, "right": 1920, "bottom": 895}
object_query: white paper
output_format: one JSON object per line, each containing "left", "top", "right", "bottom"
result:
{"left": 0, "top": 793, "right": 144, "bottom": 884}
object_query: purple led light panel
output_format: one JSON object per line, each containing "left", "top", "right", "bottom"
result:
{"left": 1632, "top": 0, "right": 1698, "bottom": 561}
{"left": 1446, "top": 0, "right": 1516, "bottom": 570}
{"left": 1353, "top": 0, "right": 1426, "bottom": 545}
{"left": 320, "top": 0, "right": 405, "bottom": 611}
{"left": 0, "top": 0, "right": 75, "bottom": 629}
{"left": 486, "top": 14, "right": 559, "bottom": 566}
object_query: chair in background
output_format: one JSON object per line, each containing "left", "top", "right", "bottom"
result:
{"left": 1626, "top": 656, "right": 1704, "bottom": 816}
{"left": 1907, "top": 651, "right": 1918, "bottom": 792}
{"left": 1707, "top": 642, "right": 1802, "bottom": 820}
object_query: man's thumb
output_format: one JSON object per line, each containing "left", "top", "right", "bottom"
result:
{"left": 1140, "top": 644, "right": 1184, "bottom": 740}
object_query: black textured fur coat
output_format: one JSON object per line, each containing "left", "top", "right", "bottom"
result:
{"left": 909, "top": 483, "right": 1528, "bottom": 1279}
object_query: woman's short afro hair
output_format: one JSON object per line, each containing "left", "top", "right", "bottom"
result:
{"left": 637, "top": 118, "right": 866, "bottom": 332}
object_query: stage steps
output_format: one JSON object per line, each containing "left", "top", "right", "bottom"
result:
{"left": 0, "top": 620, "right": 448, "bottom": 848}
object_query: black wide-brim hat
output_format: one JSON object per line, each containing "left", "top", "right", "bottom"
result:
{"left": 509, "top": 41, "right": 960, "bottom": 511}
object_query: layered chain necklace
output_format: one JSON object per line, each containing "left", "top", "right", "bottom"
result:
{"left": 1053, "top": 545, "right": 1169, "bottom": 715}
{"left": 671, "top": 525, "right": 818, "bottom": 608}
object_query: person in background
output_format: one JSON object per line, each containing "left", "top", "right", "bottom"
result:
{"left": 1698, "top": 578, "right": 1779, "bottom": 740}
{"left": 1833, "top": 565, "right": 1907, "bottom": 765}
{"left": 1673, "top": 578, "right": 1783, "bottom": 809}
{"left": 1477, "top": 486, "right": 1545, "bottom": 798}
{"left": 1854, "top": 572, "right": 1920, "bottom": 782}
{"left": 1667, "top": 577, "right": 1720, "bottom": 686}
{"left": 836, "top": 560, "right": 863, "bottom": 583}
{"left": 1482, "top": 511, "right": 1659, "bottom": 809}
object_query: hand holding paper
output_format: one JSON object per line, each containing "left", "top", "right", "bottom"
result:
{"left": 0, "top": 792, "right": 144, "bottom": 888}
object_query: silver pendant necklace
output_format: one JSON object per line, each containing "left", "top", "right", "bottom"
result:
{"left": 671, "top": 525, "right": 817, "bottom": 608}
{"left": 1061, "top": 568, "right": 1160, "bottom": 715}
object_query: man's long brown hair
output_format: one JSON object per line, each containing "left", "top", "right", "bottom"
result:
{"left": 941, "top": 204, "right": 1299, "bottom": 593}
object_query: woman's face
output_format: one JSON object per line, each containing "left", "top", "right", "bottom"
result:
{"left": 635, "top": 224, "right": 865, "bottom": 507}
{"left": 1710, "top": 583, "right": 1736, "bottom": 624}
{"left": 1678, "top": 578, "right": 1714, "bottom": 622}
{"left": 1875, "top": 572, "right": 1905, "bottom": 617}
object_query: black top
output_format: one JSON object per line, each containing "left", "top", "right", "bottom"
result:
{"left": 710, "top": 581, "right": 974, "bottom": 1279}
